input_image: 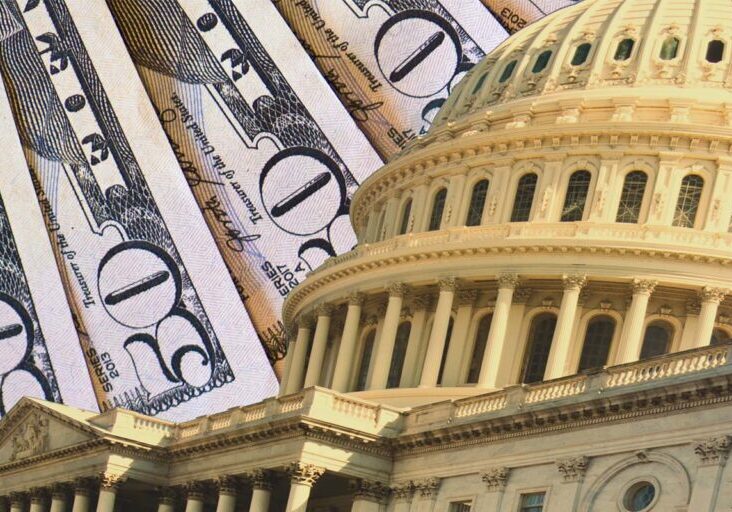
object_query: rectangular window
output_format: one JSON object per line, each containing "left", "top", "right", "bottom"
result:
{"left": 448, "top": 502, "right": 472, "bottom": 512}
{"left": 520, "top": 492, "right": 546, "bottom": 512}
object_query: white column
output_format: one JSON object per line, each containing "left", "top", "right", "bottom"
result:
{"left": 478, "top": 274, "right": 518, "bottom": 388}
{"left": 695, "top": 287, "right": 726, "bottom": 349}
{"left": 420, "top": 278, "right": 458, "bottom": 387}
{"left": 688, "top": 436, "right": 731, "bottom": 511}
{"left": 247, "top": 470, "right": 273, "bottom": 512}
{"left": 616, "top": 280, "right": 657, "bottom": 364}
{"left": 50, "top": 485, "right": 68, "bottom": 512}
{"left": 285, "top": 463, "right": 324, "bottom": 512}
{"left": 544, "top": 275, "right": 586, "bottom": 380}
{"left": 156, "top": 488, "right": 176, "bottom": 512}
{"left": 369, "top": 283, "right": 406, "bottom": 390}
{"left": 303, "top": 304, "right": 333, "bottom": 387}
{"left": 184, "top": 482, "right": 205, "bottom": 512}
{"left": 215, "top": 476, "right": 238, "bottom": 512}
{"left": 331, "top": 293, "right": 365, "bottom": 392}
{"left": 400, "top": 296, "right": 431, "bottom": 387}
{"left": 9, "top": 494, "right": 24, "bottom": 512}
{"left": 96, "top": 475, "right": 124, "bottom": 512}
{"left": 351, "top": 480, "right": 388, "bottom": 512}
{"left": 680, "top": 300, "right": 701, "bottom": 351}
{"left": 71, "top": 479, "right": 92, "bottom": 512}
{"left": 441, "top": 290, "right": 477, "bottom": 386}
{"left": 278, "top": 335, "right": 296, "bottom": 396}
{"left": 283, "top": 317, "right": 313, "bottom": 394}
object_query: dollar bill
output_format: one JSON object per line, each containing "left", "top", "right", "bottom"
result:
{"left": 272, "top": 0, "right": 508, "bottom": 159}
{"left": 481, "top": 0, "right": 582, "bottom": 33}
{"left": 0, "top": 0, "right": 278, "bottom": 420}
{"left": 106, "top": 0, "right": 385, "bottom": 369}
{"left": 0, "top": 78, "right": 96, "bottom": 417}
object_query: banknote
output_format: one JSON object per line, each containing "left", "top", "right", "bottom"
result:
{"left": 272, "top": 0, "right": 508, "bottom": 158}
{"left": 481, "top": 0, "right": 582, "bottom": 33}
{"left": 0, "top": 0, "right": 277, "bottom": 420}
{"left": 106, "top": 0, "right": 384, "bottom": 369}
{"left": 0, "top": 78, "right": 96, "bottom": 417}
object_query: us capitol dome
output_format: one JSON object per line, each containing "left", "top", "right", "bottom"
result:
{"left": 3, "top": 1, "right": 732, "bottom": 511}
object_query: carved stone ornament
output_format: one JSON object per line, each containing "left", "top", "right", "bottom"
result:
{"left": 351, "top": 479, "right": 390, "bottom": 502}
{"left": 348, "top": 292, "right": 365, "bottom": 307}
{"left": 686, "top": 300, "right": 702, "bottom": 316}
{"left": 513, "top": 288, "right": 533, "bottom": 304}
{"left": 388, "top": 282, "right": 408, "bottom": 298}
{"left": 694, "top": 435, "right": 732, "bottom": 466}
{"left": 51, "top": 483, "right": 70, "bottom": 501}
{"left": 438, "top": 277, "right": 459, "bottom": 292}
{"left": 390, "top": 482, "right": 415, "bottom": 501}
{"left": 244, "top": 469, "right": 274, "bottom": 491}
{"left": 562, "top": 274, "right": 587, "bottom": 291}
{"left": 10, "top": 412, "right": 49, "bottom": 461}
{"left": 497, "top": 273, "right": 519, "bottom": 290}
{"left": 297, "top": 314, "right": 314, "bottom": 330}
{"left": 631, "top": 279, "right": 657, "bottom": 295}
{"left": 157, "top": 487, "right": 178, "bottom": 506}
{"left": 99, "top": 473, "right": 127, "bottom": 493}
{"left": 184, "top": 481, "right": 207, "bottom": 500}
{"left": 216, "top": 475, "right": 240, "bottom": 496}
{"left": 457, "top": 289, "right": 478, "bottom": 306}
{"left": 73, "top": 478, "right": 95, "bottom": 496}
{"left": 481, "top": 467, "right": 510, "bottom": 491}
{"left": 287, "top": 463, "right": 325, "bottom": 487}
{"left": 315, "top": 303, "right": 333, "bottom": 317}
{"left": 700, "top": 287, "right": 727, "bottom": 304}
{"left": 29, "top": 487, "right": 47, "bottom": 505}
{"left": 9, "top": 492, "right": 25, "bottom": 507}
{"left": 556, "top": 456, "right": 590, "bottom": 482}
{"left": 414, "top": 477, "right": 441, "bottom": 497}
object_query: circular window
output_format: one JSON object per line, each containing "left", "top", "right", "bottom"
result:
{"left": 623, "top": 481, "right": 656, "bottom": 511}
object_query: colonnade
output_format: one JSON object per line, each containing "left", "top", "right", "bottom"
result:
{"left": 281, "top": 275, "right": 729, "bottom": 395}
{"left": 0, "top": 464, "right": 387, "bottom": 512}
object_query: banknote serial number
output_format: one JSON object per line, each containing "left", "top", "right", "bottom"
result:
{"left": 262, "top": 261, "right": 299, "bottom": 297}
{"left": 86, "top": 348, "right": 120, "bottom": 392}
{"left": 500, "top": 7, "right": 527, "bottom": 30}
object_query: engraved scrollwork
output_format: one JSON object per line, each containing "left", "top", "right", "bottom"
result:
{"left": 286, "top": 463, "right": 325, "bottom": 487}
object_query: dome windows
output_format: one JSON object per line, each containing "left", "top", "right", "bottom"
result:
{"left": 706, "top": 39, "right": 725, "bottom": 63}
{"left": 561, "top": 170, "right": 591, "bottom": 222}
{"left": 578, "top": 316, "right": 615, "bottom": 371}
{"left": 532, "top": 50, "right": 553, "bottom": 73}
{"left": 466, "top": 314, "right": 493, "bottom": 383}
{"left": 499, "top": 59, "right": 518, "bottom": 83}
{"left": 659, "top": 36, "right": 680, "bottom": 60}
{"left": 616, "top": 171, "right": 648, "bottom": 224}
{"left": 522, "top": 313, "right": 557, "bottom": 384}
{"left": 466, "top": 179, "right": 490, "bottom": 226}
{"left": 387, "top": 322, "right": 411, "bottom": 388}
{"left": 614, "top": 38, "right": 635, "bottom": 61}
{"left": 672, "top": 175, "right": 703, "bottom": 228}
{"left": 511, "top": 173, "right": 538, "bottom": 222}
{"left": 571, "top": 42, "right": 592, "bottom": 66}
{"left": 623, "top": 481, "right": 657, "bottom": 512}
{"left": 471, "top": 72, "right": 489, "bottom": 94}
{"left": 640, "top": 322, "right": 673, "bottom": 359}
{"left": 428, "top": 188, "right": 448, "bottom": 231}
{"left": 354, "top": 330, "right": 376, "bottom": 391}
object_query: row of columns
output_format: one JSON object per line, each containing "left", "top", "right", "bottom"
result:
{"left": 0, "top": 476, "right": 123, "bottom": 512}
{"left": 280, "top": 275, "right": 729, "bottom": 395}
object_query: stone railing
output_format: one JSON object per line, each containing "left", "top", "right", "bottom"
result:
{"left": 173, "top": 387, "right": 403, "bottom": 443}
{"left": 405, "top": 343, "right": 732, "bottom": 431}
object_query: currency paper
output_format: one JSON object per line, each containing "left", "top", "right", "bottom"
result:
{"left": 481, "top": 0, "right": 581, "bottom": 33}
{"left": 0, "top": 0, "right": 277, "bottom": 420}
{"left": 273, "top": 0, "right": 508, "bottom": 158}
{"left": 107, "top": 0, "right": 384, "bottom": 368}
{"left": 0, "top": 77, "right": 96, "bottom": 417}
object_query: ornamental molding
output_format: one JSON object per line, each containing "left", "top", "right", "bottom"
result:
{"left": 50, "top": 483, "right": 69, "bottom": 500}
{"left": 631, "top": 279, "right": 657, "bottom": 296}
{"left": 413, "top": 477, "right": 441, "bottom": 497}
{"left": 348, "top": 292, "right": 365, "bottom": 306}
{"left": 390, "top": 482, "right": 415, "bottom": 501}
{"left": 481, "top": 466, "right": 510, "bottom": 491}
{"left": 693, "top": 435, "right": 732, "bottom": 466}
{"left": 29, "top": 487, "right": 47, "bottom": 504}
{"left": 10, "top": 412, "right": 49, "bottom": 461}
{"left": 438, "top": 277, "right": 459, "bottom": 292}
{"left": 287, "top": 463, "right": 325, "bottom": 486}
{"left": 388, "top": 282, "right": 408, "bottom": 298}
{"left": 156, "top": 487, "right": 178, "bottom": 505}
{"left": 556, "top": 456, "right": 590, "bottom": 482}
{"left": 315, "top": 303, "right": 333, "bottom": 317}
{"left": 99, "top": 472, "right": 126, "bottom": 492}
{"left": 700, "top": 287, "right": 727, "bottom": 304}
{"left": 244, "top": 469, "right": 274, "bottom": 491}
{"left": 351, "top": 479, "right": 390, "bottom": 501}
{"left": 184, "top": 481, "right": 207, "bottom": 500}
{"left": 215, "top": 475, "right": 240, "bottom": 495}
{"left": 497, "top": 273, "right": 519, "bottom": 290}
{"left": 562, "top": 274, "right": 587, "bottom": 291}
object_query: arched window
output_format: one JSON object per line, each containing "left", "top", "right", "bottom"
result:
{"left": 398, "top": 199, "right": 412, "bottom": 235}
{"left": 578, "top": 316, "right": 615, "bottom": 371}
{"left": 659, "top": 37, "right": 680, "bottom": 60}
{"left": 616, "top": 171, "right": 648, "bottom": 223}
{"left": 511, "top": 173, "right": 538, "bottom": 222}
{"left": 499, "top": 60, "right": 517, "bottom": 83}
{"left": 522, "top": 314, "right": 557, "bottom": 384}
{"left": 466, "top": 179, "right": 490, "bottom": 226}
{"left": 437, "top": 317, "right": 455, "bottom": 385}
{"left": 354, "top": 330, "right": 376, "bottom": 391}
{"left": 375, "top": 208, "right": 386, "bottom": 241}
{"left": 673, "top": 175, "right": 704, "bottom": 228}
{"left": 428, "top": 188, "right": 447, "bottom": 231}
{"left": 467, "top": 314, "right": 493, "bottom": 383}
{"left": 614, "top": 38, "right": 635, "bottom": 61}
{"left": 532, "top": 50, "right": 553, "bottom": 73}
{"left": 571, "top": 42, "right": 592, "bottom": 66}
{"left": 561, "top": 170, "right": 591, "bottom": 222}
{"left": 471, "top": 72, "right": 489, "bottom": 94}
{"left": 386, "top": 322, "right": 411, "bottom": 388}
{"left": 640, "top": 321, "right": 673, "bottom": 359}
{"left": 706, "top": 40, "right": 725, "bottom": 63}
{"left": 711, "top": 328, "right": 731, "bottom": 345}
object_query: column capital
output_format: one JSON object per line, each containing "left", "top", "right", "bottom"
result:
{"left": 413, "top": 477, "right": 441, "bottom": 497}
{"left": 351, "top": 479, "right": 390, "bottom": 502}
{"left": 556, "top": 456, "right": 590, "bottom": 482}
{"left": 286, "top": 463, "right": 325, "bottom": 487}
{"left": 73, "top": 477, "right": 95, "bottom": 496}
{"left": 481, "top": 467, "right": 510, "bottom": 492}
{"left": 694, "top": 435, "right": 732, "bottom": 466}
{"left": 631, "top": 279, "right": 657, "bottom": 295}
{"left": 700, "top": 286, "right": 727, "bottom": 304}
{"left": 513, "top": 288, "right": 533, "bottom": 305}
{"left": 562, "top": 274, "right": 587, "bottom": 291}
{"left": 348, "top": 292, "right": 366, "bottom": 306}
{"left": 156, "top": 487, "right": 178, "bottom": 506}
{"left": 315, "top": 303, "right": 333, "bottom": 317}
{"left": 244, "top": 469, "right": 275, "bottom": 491}
{"left": 215, "top": 475, "right": 240, "bottom": 496}
{"left": 438, "top": 277, "right": 459, "bottom": 292}
{"left": 184, "top": 481, "right": 207, "bottom": 500}
{"left": 457, "top": 289, "right": 478, "bottom": 306}
{"left": 50, "top": 483, "right": 69, "bottom": 501}
{"left": 8, "top": 492, "right": 25, "bottom": 508}
{"left": 497, "top": 273, "right": 519, "bottom": 290}
{"left": 388, "top": 282, "right": 408, "bottom": 298}
{"left": 297, "top": 314, "right": 314, "bottom": 330}
{"left": 98, "top": 473, "right": 126, "bottom": 493}
{"left": 29, "top": 487, "right": 47, "bottom": 505}
{"left": 390, "top": 482, "right": 415, "bottom": 501}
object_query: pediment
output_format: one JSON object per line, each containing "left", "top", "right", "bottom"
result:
{"left": 0, "top": 398, "right": 100, "bottom": 465}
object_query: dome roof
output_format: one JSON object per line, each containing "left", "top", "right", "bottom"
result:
{"left": 433, "top": 0, "right": 732, "bottom": 129}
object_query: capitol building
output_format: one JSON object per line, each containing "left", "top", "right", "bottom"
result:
{"left": 4, "top": 0, "right": 732, "bottom": 510}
